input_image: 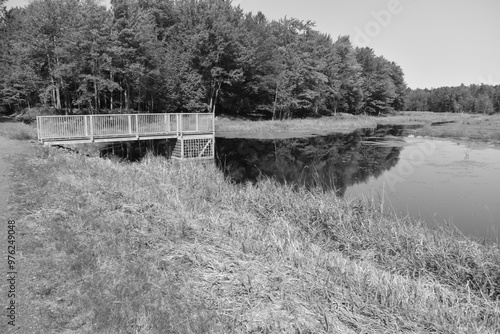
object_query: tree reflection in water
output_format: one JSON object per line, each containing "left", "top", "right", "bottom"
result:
{"left": 216, "top": 126, "right": 408, "bottom": 196}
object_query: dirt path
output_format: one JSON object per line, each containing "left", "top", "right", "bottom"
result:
{"left": 0, "top": 116, "right": 44, "bottom": 333}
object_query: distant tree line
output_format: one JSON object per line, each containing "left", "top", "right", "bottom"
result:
{"left": 0, "top": 0, "right": 407, "bottom": 118}
{"left": 405, "top": 84, "right": 500, "bottom": 114}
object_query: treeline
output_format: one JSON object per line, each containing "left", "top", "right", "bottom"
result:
{"left": 0, "top": 0, "right": 407, "bottom": 118}
{"left": 405, "top": 84, "right": 500, "bottom": 114}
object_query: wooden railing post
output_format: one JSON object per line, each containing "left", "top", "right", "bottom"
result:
{"left": 179, "top": 114, "right": 183, "bottom": 136}
{"left": 128, "top": 115, "right": 132, "bottom": 134}
{"left": 89, "top": 115, "right": 94, "bottom": 142}
{"left": 36, "top": 117, "right": 41, "bottom": 142}
{"left": 196, "top": 114, "right": 199, "bottom": 132}
{"left": 84, "top": 116, "right": 88, "bottom": 137}
{"left": 135, "top": 114, "right": 139, "bottom": 139}
{"left": 212, "top": 112, "right": 215, "bottom": 135}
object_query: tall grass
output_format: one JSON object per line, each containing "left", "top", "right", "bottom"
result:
{"left": 216, "top": 113, "right": 377, "bottom": 137}
{"left": 0, "top": 121, "right": 37, "bottom": 140}
{"left": 11, "top": 148, "right": 500, "bottom": 333}
{"left": 216, "top": 112, "right": 500, "bottom": 142}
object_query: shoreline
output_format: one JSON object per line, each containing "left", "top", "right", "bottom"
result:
{"left": 215, "top": 111, "right": 500, "bottom": 142}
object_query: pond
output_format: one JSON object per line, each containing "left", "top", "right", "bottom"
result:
{"left": 216, "top": 126, "right": 500, "bottom": 242}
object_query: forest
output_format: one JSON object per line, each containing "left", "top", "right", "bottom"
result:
{"left": 2, "top": 0, "right": 498, "bottom": 119}
{"left": 0, "top": 0, "right": 407, "bottom": 119}
{"left": 405, "top": 84, "right": 500, "bottom": 114}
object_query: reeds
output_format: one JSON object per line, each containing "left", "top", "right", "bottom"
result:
{"left": 10, "top": 148, "right": 500, "bottom": 333}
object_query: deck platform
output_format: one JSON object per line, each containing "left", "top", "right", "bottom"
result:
{"left": 37, "top": 113, "right": 215, "bottom": 159}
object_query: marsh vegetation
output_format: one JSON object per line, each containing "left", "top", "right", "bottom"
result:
{"left": 216, "top": 111, "right": 500, "bottom": 140}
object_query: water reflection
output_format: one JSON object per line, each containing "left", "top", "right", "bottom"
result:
{"left": 216, "top": 126, "right": 407, "bottom": 196}
{"left": 346, "top": 138, "right": 500, "bottom": 241}
{"left": 99, "top": 140, "right": 175, "bottom": 162}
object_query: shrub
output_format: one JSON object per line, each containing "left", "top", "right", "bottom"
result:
{"left": 14, "top": 106, "right": 60, "bottom": 124}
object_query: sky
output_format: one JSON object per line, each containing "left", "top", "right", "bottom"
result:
{"left": 5, "top": 0, "right": 500, "bottom": 89}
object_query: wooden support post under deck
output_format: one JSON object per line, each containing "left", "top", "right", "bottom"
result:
{"left": 180, "top": 136, "right": 184, "bottom": 159}
{"left": 198, "top": 138, "right": 212, "bottom": 157}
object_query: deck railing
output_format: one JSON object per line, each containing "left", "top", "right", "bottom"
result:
{"left": 37, "top": 113, "right": 214, "bottom": 142}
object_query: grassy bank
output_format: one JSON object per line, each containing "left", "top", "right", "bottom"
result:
{"left": 10, "top": 147, "right": 500, "bottom": 333}
{"left": 0, "top": 116, "right": 37, "bottom": 140}
{"left": 216, "top": 112, "right": 500, "bottom": 141}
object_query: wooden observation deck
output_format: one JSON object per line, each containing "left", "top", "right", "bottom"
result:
{"left": 37, "top": 113, "right": 215, "bottom": 160}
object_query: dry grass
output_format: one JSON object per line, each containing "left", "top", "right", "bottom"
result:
{"left": 216, "top": 112, "right": 500, "bottom": 141}
{"left": 9, "top": 147, "right": 500, "bottom": 333}
{"left": 0, "top": 118, "right": 37, "bottom": 140}
{"left": 215, "top": 113, "right": 377, "bottom": 138}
